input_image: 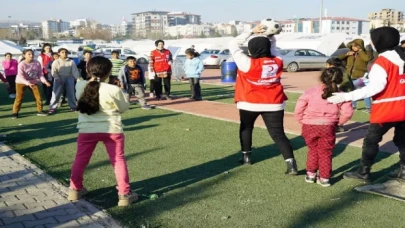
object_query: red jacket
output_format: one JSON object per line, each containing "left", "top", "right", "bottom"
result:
{"left": 234, "top": 57, "right": 287, "bottom": 104}
{"left": 370, "top": 55, "right": 405, "bottom": 123}
{"left": 150, "top": 49, "right": 172, "bottom": 73}
{"left": 40, "top": 54, "right": 53, "bottom": 74}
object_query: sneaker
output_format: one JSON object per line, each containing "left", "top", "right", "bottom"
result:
{"left": 11, "top": 113, "right": 18, "bottom": 119}
{"left": 141, "top": 105, "right": 152, "bottom": 110}
{"left": 149, "top": 93, "right": 155, "bottom": 98}
{"left": 70, "top": 108, "right": 76, "bottom": 112}
{"left": 156, "top": 96, "right": 162, "bottom": 101}
{"left": 118, "top": 192, "right": 138, "bottom": 207}
{"left": 165, "top": 95, "right": 172, "bottom": 100}
{"left": 363, "top": 109, "right": 371, "bottom": 114}
{"left": 9, "top": 94, "right": 15, "bottom": 99}
{"left": 37, "top": 112, "right": 48, "bottom": 117}
{"left": 48, "top": 109, "right": 56, "bottom": 115}
{"left": 67, "top": 188, "right": 88, "bottom": 201}
{"left": 305, "top": 175, "right": 316, "bottom": 183}
{"left": 317, "top": 178, "right": 331, "bottom": 187}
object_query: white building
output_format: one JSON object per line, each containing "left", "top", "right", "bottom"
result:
{"left": 42, "top": 19, "right": 70, "bottom": 39}
{"left": 280, "top": 17, "right": 368, "bottom": 35}
{"left": 165, "top": 24, "right": 212, "bottom": 38}
{"left": 111, "top": 18, "right": 134, "bottom": 37}
{"left": 69, "top": 19, "right": 89, "bottom": 28}
{"left": 131, "top": 11, "right": 169, "bottom": 37}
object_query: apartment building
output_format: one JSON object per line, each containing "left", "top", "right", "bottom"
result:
{"left": 131, "top": 11, "right": 169, "bottom": 37}
{"left": 368, "top": 9, "right": 404, "bottom": 24}
{"left": 111, "top": 18, "right": 134, "bottom": 37}
{"left": 165, "top": 24, "right": 212, "bottom": 38}
{"left": 41, "top": 19, "right": 70, "bottom": 39}
{"left": 280, "top": 17, "right": 368, "bottom": 35}
{"left": 168, "top": 12, "right": 201, "bottom": 26}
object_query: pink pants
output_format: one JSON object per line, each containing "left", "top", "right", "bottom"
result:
{"left": 70, "top": 133, "right": 131, "bottom": 195}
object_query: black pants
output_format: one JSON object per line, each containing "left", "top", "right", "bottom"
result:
{"left": 42, "top": 74, "right": 53, "bottom": 105}
{"left": 362, "top": 122, "right": 405, "bottom": 166}
{"left": 239, "top": 109, "right": 294, "bottom": 160}
{"left": 189, "top": 78, "right": 201, "bottom": 99}
{"left": 154, "top": 74, "right": 171, "bottom": 98}
{"left": 6, "top": 75, "right": 16, "bottom": 94}
{"left": 149, "top": 79, "right": 155, "bottom": 94}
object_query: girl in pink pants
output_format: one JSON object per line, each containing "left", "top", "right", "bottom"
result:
{"left": 68, "top": 56, "right": 137, "bottom": 207}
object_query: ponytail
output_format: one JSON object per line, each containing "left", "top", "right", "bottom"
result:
{"left": 320, "top": 67, "right": 343, "bottom": 100}
{"left": 76, "top": 80, "right": 101, "bottom": 115}
{"left": 76, "top": 56, "right": 112, "bottom": 115}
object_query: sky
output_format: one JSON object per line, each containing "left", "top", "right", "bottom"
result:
{"left": 0, "top": 0, "right": 404, "bottom": 24}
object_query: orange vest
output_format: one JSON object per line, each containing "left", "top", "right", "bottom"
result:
{"left": 370, "top": 56, "right": 405, "bottom": 123}
{"left": 234, "top": 57, "right": 287, "bottom": 104}
{"left": 151, "top": 49, "right": 171, "bottom": 72}
{"left": 40, "top": 53, "right": 52, "bottom": 74}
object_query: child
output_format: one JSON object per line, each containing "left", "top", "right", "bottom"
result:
{"left": 326, "top": 58, "right": 355, "bottom": 132}
{"left": 109, "top": 51, "right": 124, "bottom": 85}
{"left": 12, "top": 49, "right": 51, "bottom": 119}
{"left": 118, "top": 56, "right": 152, "bottom": 110}
{"left": 77, "top": 50, "right": 92, "bottom": 80}
{"left": 37, "top": 43, "right": 53, "bottom": 105}
{"left": 69, "top": 56, "right": 137, "bottom": 207}
{"left": 49, "top": 48, "right": 81, "bottom": 114}
{"left": 2, "top": 53, "right": 18, "bottom": 98}
{"left": 294, "top": 67, "right": 354, "bottom": 187}
{"left": 183, "top": 48, "right": 204, "bottom": 101}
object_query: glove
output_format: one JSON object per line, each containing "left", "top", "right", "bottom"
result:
{"left": 327, "top": 93, "right": 351, "bottom": 104}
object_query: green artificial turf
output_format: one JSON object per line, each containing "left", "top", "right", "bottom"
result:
{"left": 170, "top": 82, "right": 371, "bottom": 123}
{"left": 0, "top": 84, "right": 402, "bottom": 228}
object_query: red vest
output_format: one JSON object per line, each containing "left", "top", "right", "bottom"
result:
{"left": 40, "top": 53, "right": 52, "bottom": 74}
{"left": 151, "top": 49, "right": 171, "bottom": 72}
{"left": 234, "top": 57, "right": 287, "bottom": 104}
{"left": 370, "top": 55, "right": 405, "bottom": 123}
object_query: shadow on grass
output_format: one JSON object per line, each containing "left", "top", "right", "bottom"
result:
{"left": 289, "top": 160, "right": 398, "bottom": 228}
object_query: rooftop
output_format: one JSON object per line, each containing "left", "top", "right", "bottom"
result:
{"left": 131, "top": 11, "right": 169, "bottom": 15}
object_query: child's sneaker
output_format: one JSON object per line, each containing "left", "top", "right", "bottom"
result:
{"left": 141, "top": 105, "right": 152, "bottom": 110}
{"left": 37, "top": 112, "right": 49, "bottom": 117}
{"left": 317, "top": 178, "right": 331, "bottom": 187}
{"left": 11, "top": 113, "right": 18, "bottom": 119}
{"left": 336, "top": 125, "right": 345, "bottom": 133}
{"left": 118, "top": 192, "right": 138, "bottom": 207}
{"left": 68, "top": 188, "right": 88, "bottom": 201}
{"left": 305, "top": 175, "right": 316, "bottom": 183}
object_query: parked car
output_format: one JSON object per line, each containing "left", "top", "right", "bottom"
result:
{"left": 93, "top": 47, "right": 149, "bottom": 64}
{"left": 280, "top": 49, "right": 330, "bottom": 72}
{"left": 201, "top": 49, "right": 231, "bottom": 68}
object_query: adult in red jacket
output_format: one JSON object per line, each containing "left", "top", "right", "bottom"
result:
{"left": 37, "top": 43, "right": 54, "bottom": 105}
{"left": 328, "top": 27, "right": 405, "bottom": 181}
{"left": 229, "top": 25, "right": 298, "bottom": 175}
{"left": 149, "top": 40, "right": 173, "bottom": 100}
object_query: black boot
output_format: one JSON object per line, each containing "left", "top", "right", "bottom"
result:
{"left": 239, "top": 151, "right": 252, "bottom": 165}
{"left": 343, "top": 163, "right": 371, "bottom": 182}
{"left": 285, "top": 159, "right": 298, "bottom": 175}
{"left": 388, "top": 163, "right": 405, "bottom": 181}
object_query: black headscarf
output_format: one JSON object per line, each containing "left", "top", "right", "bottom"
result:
{"left": 370, "top": 27, "right": 405, "bottom": 59}
{"left": 247, "top": 37, "right": 272, "bottom": 59}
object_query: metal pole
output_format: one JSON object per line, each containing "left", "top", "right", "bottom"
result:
{"left": 319, "top": 0, "right": 323, "bottom": 33}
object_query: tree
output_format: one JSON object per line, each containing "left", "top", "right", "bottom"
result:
{"left": 231, "top": 25, "right": 238, "bottom": 37}
{"left": 78, "top": 27, "right": 112, "bottom": 41}
{"left": 199, "top": 31, "right": 206, "bottom": 38}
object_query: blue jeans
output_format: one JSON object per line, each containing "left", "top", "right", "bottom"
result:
{"left": 50, "top": 77, "right": 76, "bottom": 110}
{"left": 352, "top": 77, "right": 371, "bottom": 109}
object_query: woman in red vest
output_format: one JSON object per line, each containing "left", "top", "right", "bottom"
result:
{"left": 229, "top": 25, "right": 298, "bottom": 175}
{"left": 37, "top": 43, "right": 54, "bottom": 105}
{"left": 149, "top": 40, "right": 173, "bottom": 100}
{"left": 328, "top": 27, "right": 405, "bottom": 181}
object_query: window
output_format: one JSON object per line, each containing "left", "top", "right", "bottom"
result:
{"left": 307, "top": 50, "right": 323, "bottom": 56}
{"left": 280, "top": 50, "right": 291, "bottom": 55}
{"left": 221, "top": 49, "right": 230, "bottom": 55}
{"left": 294, "top": 50, "right": 307, "bottom": 56}
{"left": 113, "top": 49, "right": 121, "bottom": 54}
{"left": 124, "top": 49, "right": 136, "bottom": 54}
